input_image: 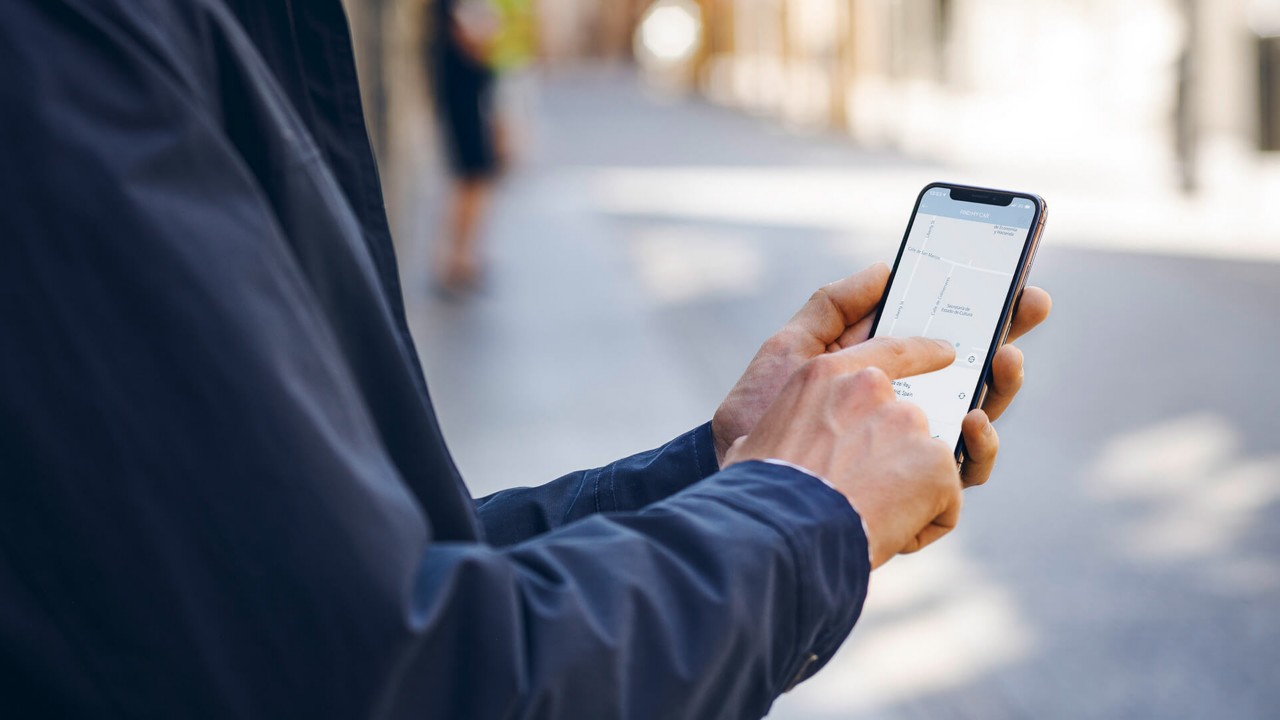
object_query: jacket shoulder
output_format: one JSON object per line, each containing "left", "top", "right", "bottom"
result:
{"left": 0, "top": 0, "right": 222, "bottom": 104}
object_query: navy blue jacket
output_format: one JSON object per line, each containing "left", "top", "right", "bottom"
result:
{"left": 0, "top": 1, "right": 871, "bottom": 717}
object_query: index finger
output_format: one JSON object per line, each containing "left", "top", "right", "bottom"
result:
{"left": 830, "top": 336, "right": 956, "bottom": 381}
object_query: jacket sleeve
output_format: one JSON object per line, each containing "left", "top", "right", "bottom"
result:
{"left": 0, "top": 4, "right": 870, "bottom": 719}
{"left": 400, "top": 464, "right": 871, "bottom": 720}
{"left": 474, "top": 423, "right": 722, "bottom": 546}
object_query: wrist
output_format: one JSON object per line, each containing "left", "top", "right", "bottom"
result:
{"left": 710, "top": 416, "right": 733, "bottom": 468}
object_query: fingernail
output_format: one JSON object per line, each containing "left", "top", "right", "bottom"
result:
{"left": 931, "top": 338, "right": 954, "bottom": 350}
{"left": 984, "top": 420, "right": 995, "bottom": 436}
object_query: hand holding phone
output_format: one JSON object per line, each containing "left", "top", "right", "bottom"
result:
{"left": 716, "top": 183, "right": 1050, "bottom": 565}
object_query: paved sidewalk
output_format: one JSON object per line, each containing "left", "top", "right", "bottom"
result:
{"left": 396, "top": 70, "right": 1280, "bottom": 719}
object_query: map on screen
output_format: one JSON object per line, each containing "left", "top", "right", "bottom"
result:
{"left": 873, "top": 188, "right": 1036, "bottom": 449}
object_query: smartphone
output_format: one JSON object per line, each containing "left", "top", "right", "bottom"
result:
{"left": 869, "top": 182, "right": 1048, "bottom": 463}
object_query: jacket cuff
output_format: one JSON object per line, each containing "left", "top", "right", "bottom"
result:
{"left": 680, "top": 460, "right": 872, "bottom": 694}
{"left": 597, "top": 422, "right": 721, "bottom": 512}
{"left": 689, "top": 421, "right": 722, "bottom": 478}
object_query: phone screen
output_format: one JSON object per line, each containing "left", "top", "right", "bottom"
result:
{"left": 871, "top": 186, "right": 1040, "bottom": 451}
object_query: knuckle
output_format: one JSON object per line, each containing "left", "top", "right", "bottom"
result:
{"left": 889, "top": 401, "right": 928, "bottom": 430}
{"left": 850, "top": 366, "right": 891, "bottom": 396}
{"left": 801, "top": 353, "right": 838, "bottom": 382}
{"left": 808, "top": 286, "right": 841, "bottom": 316}
{"left": 759, "top": 331, "right": 796, "bottom": 358}
{"left": 998, "top": 362, "right": 1025, "bottom": 391}
{"left": 966, "top": 423, "right": 999, "bottom": 460}
{"left": 980, "top": 430, "right": 1001, "bottom": 459}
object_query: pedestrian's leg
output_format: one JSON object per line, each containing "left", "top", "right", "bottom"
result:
{"left": 440, "top": 177, "right": 490, "bottom": 291}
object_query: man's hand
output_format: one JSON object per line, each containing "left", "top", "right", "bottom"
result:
{"left": 724, "top": 337, "right": 962, "bottom": 569}
{"left": 711, "top": 263, "right": 1052, "bottom": 487}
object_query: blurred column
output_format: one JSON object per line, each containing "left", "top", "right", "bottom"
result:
{"left": 1187, "top": 0, "right": 1266, "bottom": 194}
{"left": 538, "top": 0, "right": 583, "bottom": 64}
{"left": 734, "top": 0, "right": 785, "bottom": 113}
{"left": 1175, "top": 0, "right": 1200, "bottom": 193}
{"left": 1255, "top": 0, "right": 1280, "bottom": 152}
{"left": 344, "top": 0, "right": 444, "bottom": 247}
{"left": 346, "top": 0, "right": 389, "bottom": 154}
{"left": 1259, "top": 19, "right": 1280, "bottom": 152}
{"left": 831, "top": 0, "right": 860, "bottom": 130}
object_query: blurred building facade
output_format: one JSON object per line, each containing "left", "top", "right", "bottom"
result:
{"left": 692, "top": 0, "right": 1280, "bottom": 193}
{"left": 347, "top": 0, "right": 1280, "bottom": 214}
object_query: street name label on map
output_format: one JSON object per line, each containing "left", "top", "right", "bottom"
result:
{"left": 905, "top": 246, "right": 940, "bottom": 260}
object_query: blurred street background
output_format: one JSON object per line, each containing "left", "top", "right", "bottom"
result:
{"left": 347, "top": 1, "right": 1280, "bottom": 717}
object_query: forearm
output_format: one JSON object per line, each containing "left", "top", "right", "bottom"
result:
{"left": 400, "top": 462, "right": 871, "bottom": 718}
{"left": 475, "top": 423, "right": 720, "bottom": 546}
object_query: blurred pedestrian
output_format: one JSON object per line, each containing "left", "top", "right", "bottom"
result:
{"left": 490, "top": 0, "right": 540, "bottom": 167}
{"left": 430, "top": 0, "right": 502, "bottom": 293}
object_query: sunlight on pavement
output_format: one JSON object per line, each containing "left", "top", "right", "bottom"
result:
{"left": 627, "top": 224, "right": 763, "bottom": 303}
{"left": 1086, "top": 414, "right": 1280, "bottom": 592}
{"left": 589, "top": 166, "right": 1280, "bottom": 264}
{"left": 774, "top": 545, "right": 1034, "bottom": 718}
